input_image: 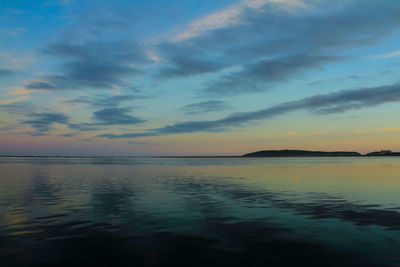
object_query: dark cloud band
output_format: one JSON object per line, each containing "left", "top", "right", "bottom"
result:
{"left": 98, "top": 83, "right": 400, "bottom": 138}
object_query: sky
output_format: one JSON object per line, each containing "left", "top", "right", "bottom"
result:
{"left": 1, "top": 0, "right": 400, "bottom": 156}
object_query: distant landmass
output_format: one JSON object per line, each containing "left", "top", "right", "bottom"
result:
{"left": 365, "top": 150, "right": 400, "bottom": 156}
{"left": 242, "top": 149, "right": 400, "bottom": 157}
{"left": 242, "top": 150, "right": 362, "bottom": 157}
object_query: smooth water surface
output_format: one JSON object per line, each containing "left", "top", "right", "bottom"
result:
{"left": 1, "top": 157, "right": 400, "bottom": 266}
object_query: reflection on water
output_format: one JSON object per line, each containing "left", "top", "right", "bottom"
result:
{"left": 1, "top": 157, "right": 400, "bottom": 266}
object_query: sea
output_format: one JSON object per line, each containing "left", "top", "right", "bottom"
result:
{"left": 0, "top": 156, "right": 400, "bottom": 266}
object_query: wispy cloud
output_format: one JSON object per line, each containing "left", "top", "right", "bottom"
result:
{"left": 0, "top": 69, "right": 14, "bottom": 78}
{"left": 92, "top": 107, "right": 144, "bottom": 125}
{"left": 96, "top": 132, "right": 157, "bottom": 139}
{"left": 355, "top": 127, "right": 400, "bottom": 134}
{"left": 0, "top": 102, "right": 38, "bottom": 115}
{"left": 26, "top": 42, "right": 151, "bottom": 91}
{"left": 0, "top": 86, "right": 33, "bottom": 106}
{"left": 22, "top": 113, "right": 69, "bottom": 132}
{"left": 373, "top": 49, "right": 400, "bottom": 59}
{"left": 180, "top": 100, "right": 230, "bottom": 115}
{"left": 155, "top": 42, "right": 226, "bottom": 78}
{"left": 68, "top": 123, "right": 99, "bottom": 131}
{"left": 64, "top": 107, "right": 146, "bottom": 132}
{"left": 204, "top": 54, "right": 340, "bottom": 96}
{"left": 0, "top": 95, "right": 31, "bottom": 105}
{"left": 98, "top": 83, "right": 400, "bottom": 138}
{"left": 171, "top": 0, "right": 307, "bottom": 42}
{"left": 6, "top": 87, "right": 33, "bottom": 96}
{"left": 66, "top": 94, "right": 145, "bottom": 108}
{"left": 155, "top": 0, "right": 400, "bottom": 95}
{"left": 57, "top": 132, "right": 79, "bottom": 137}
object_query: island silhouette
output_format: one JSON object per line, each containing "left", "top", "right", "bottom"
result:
{"left": 242, "top": 150, "right": 399, "bottom": 157}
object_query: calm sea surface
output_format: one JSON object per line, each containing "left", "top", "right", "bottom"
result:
{"left": 1, "top": 157, "right": 400, "bottom": 266}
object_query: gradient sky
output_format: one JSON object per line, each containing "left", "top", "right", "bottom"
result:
{"left": 1, "top": 0, "right": 400, "bottom": 156}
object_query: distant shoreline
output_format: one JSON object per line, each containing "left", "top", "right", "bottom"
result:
{"left": 0, "top": 149, "right": 400, "bottom": 158}
{"left": 242, "top": 149, "right": 400, "bottom": 157}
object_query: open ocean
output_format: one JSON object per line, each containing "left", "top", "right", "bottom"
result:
{"left": 1, "top": 157, "right": 400, "bottom": 266}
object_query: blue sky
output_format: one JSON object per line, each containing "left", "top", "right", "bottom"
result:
{"left": 1, "top": 0, "right": 400, "bottom": 155}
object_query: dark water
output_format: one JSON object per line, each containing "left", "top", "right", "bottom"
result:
{"left": 1, "top": 157, "right": 400, "bottom": 266}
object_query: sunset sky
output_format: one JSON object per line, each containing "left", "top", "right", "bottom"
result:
{"left": 1, "top": 0, "right": 400, "bottom": 156}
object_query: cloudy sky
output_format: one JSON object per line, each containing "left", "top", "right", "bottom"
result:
{"left": 1, "top": 0, "right": 400, "bottom": 155}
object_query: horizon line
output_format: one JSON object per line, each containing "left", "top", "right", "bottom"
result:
{"left": 0, "top": 149, "right": 398, "bottom": 158}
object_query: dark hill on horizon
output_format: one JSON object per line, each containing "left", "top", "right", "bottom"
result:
{"left": 242, "top": 150, "right": 362, "bottom": 157}
{"left": 365, "top": 151, "right": 400, "bottom": 156}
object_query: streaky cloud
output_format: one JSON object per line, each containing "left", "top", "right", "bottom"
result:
{"left": 26, "top": 41, "right": 150, "bottom": 91}
{"left": 21, "top": 112, "right": 69, "bottom": 132}
{"left": 93, "top": 107, "right": 145, "bottom": 125}
{"left": 374, "top": 49, "right": 400, "bottom": 59}
{"left": 204, "top": 54, "right": 340, "bottom": 96}
{"left": 98, "top": 83, "right": 400, "bottom": 138}
{"left": 28, "top": 132, "right": 49, "bottom": 137}
{"left": 170, "top": 0, "right": 306, "bottom": 42}
{"left": 0, "top": 102, "right": 43, "bottom": 115}
{"left": 180, "top": 100, "right": 230, "bottom": 115}
{"left": 155, "top": 43, "right": 226, "bottom": 78}
{"left": 160, "top": 83, "right": 400, "bottom": 134}
{"left": 57, "top": 133, "right": 79, "bottom": 137}
{"left": 156, "top": 0, "right": 400, "bottom": 95}
{"left": 96, "top": 132, "right": 158, "bottom": 139}
{"left": 26, "top": 81, "right": 58, "bottom": 90}
{"left": 66, "top": 94, "right": 145, "bottom": 108}
{"left": 0, "top": 69, "right": 14, "bottom": 78}
{"left": 68, "top": 123, "right": 100, "bottom": 131}
{"left": 66, "top": 107, "right": 145, "bottom": 132}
